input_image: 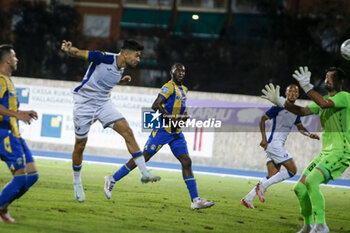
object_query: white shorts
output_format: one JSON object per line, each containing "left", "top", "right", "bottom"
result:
{"left": 265, "top": 143, "right": 293, "bottom": 165}
{"left": 73, "top": 97, "right": 124, "bottom": 139}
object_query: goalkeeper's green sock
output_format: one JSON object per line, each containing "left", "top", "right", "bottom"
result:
{"left": 294, "top": 181, "right": 314, "bottom": 225}
{"left": 305, "top": 169, "right": 328, "bottom": 224}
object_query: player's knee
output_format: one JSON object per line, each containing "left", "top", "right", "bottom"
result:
{"left": 304, "top": 176, "right": 312, "bottom": 190}
{"left": 293, "top": 181, "right": 304, "bottom": 196}
{"left": 180, "top": 155, "right": 192, "bottom": 169}
{"left": 75, "top": 145, "right": 85, "bottom": 154}
{"left": 293, "top": 183, "right": 299, "bottom": 195}
{"left": 75, "top": 139, "right": 87, "bottom": 153}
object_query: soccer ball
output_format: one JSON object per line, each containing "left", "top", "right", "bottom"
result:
{"left": 340, "top": 39, "right": 350, "bottom": 61}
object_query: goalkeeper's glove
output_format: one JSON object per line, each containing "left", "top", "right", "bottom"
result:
{"left": 292, "top": 66, "right": 314, "bottom": 93}
{"left": 261, "top": 83, "right": 286, "bottom": 107}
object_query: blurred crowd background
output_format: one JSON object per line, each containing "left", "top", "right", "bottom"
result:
{"left": 0, "top": 0, "right": 350, "bottom": 97}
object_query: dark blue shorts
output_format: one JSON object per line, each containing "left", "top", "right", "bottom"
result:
{"left": 0, "top": 132, "right": 34, "bottom": 171}
{"left": 143, "top": 129, "right": 188, "bottom": 157}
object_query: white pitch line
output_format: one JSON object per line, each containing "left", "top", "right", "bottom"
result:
{"left": 34, "top": 156, "right": 350, "bottom": 189}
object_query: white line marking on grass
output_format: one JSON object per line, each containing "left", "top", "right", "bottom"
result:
{"left": 34, "top": 156, "right": 350, "bottom": 189}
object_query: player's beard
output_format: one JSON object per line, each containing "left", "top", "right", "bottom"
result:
{"left": 10, "top": 63, "right": 17, "bottom": 73}
{"left": 326, "top": 80, "right": 341, "bottom": 92}
{"left": 126, "top": 60, "right": 137, "bottom": 68}
{"left": 333, "top": 79, "right": 343, "bottom": 92}
{"left": 325, "top": 85, "right": 334, "bottom": 92}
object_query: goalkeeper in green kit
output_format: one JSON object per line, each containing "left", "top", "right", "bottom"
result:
{"left": 261, "top": 66, "right": 350, "bottom": 233}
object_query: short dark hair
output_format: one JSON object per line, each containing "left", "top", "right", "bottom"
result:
{"left": 286, "top": 84, "right": 299, "bottom": 91}
{"left": 121, "top": 39, "right": 144, "bottom": 51}
{"left": 0, "top": 44, "right": 14, "bottom": 62}
{"left": 326, "top": 67, "right": 346, "bottom": 80}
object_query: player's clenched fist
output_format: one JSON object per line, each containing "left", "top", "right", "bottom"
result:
{"left": 61, "top": 40, "right": 72, "bottom": 52}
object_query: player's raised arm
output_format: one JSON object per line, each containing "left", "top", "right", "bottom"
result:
{"left": 292, "top": 66, "right": 335, "bottom": 108}
{"left": 283, "top": 101, "right": 313, "bottom": 116}
{"left": 305, "top": 90, "right": 334, "bottom": 109}
{"left": 261, "top": 83, "right": 313, "bottom": 116}
{"left": 61, "top": 40, "right": 88, "bottom": 59}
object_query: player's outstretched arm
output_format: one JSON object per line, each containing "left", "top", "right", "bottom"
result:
{"left": 306, "top": 90, "right": 334, "bottom": 109}
{"left": 261, "top": 83, "right": 312, "bottom": 116}
{"left": 283, "top": 101, "right": 313, "bottom": 116}
{"left": 292, "top": 66, "right": 334, "bottom": 108}
{"left": 61, "top": 40, "right": 88, "bottom": 59}
{"left": 296, "top": 124, "right": 320, "bottom": 140}
{"left": 261, "top": 83, "right": 285, "bottom": 107}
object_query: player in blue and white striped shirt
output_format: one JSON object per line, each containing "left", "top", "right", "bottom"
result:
{"left": 241, "top": 84, "right": 319, "bottom": 209}
{"left": 61, "top": 39, "right": 160, "bottom": 202}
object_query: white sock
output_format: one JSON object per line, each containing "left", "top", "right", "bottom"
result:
{"left": 262, "top": 170, "right": 292, "bottom": 189}
{"left": 73, "top": 171, "right": 81, "bottom": 183}
{"left": 245, "top": 177, "right": 268, "bottom": 200}
{"left": 134, "top": 156, "right": 147, "bottom": 173}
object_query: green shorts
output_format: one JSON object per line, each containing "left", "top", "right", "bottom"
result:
{"left": 303, "top": 151, "right": 350, "bottom": 181}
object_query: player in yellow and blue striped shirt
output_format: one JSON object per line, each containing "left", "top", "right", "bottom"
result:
{"left": 0, "top": 44, "right": 39, "bottom": 223}
{"left": 108, "top": 63, "right": 215, "bottom": 209}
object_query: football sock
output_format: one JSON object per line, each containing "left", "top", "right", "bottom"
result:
{"left": 72, "top": 164, "right": 82, "bottom": 183}
{"left": 113, "top": 164, "right": 132, "bottom": 181}
{"left": 262, "top": 170, "right": 294, "bottom": 189}
{"left": 0, "top": 174, "right": 27, "bottom": 208}
{"left": 184, "top": 176, "right": 198, "bottom": 201}
{"left": 305, "top": 169, "right": 327, "bottom": 224}
{"left": 26, "top": 171, "right": 39, "bottom": 189}
{"left": 13, "top": 171, "right": 39, "bottom": 201}
{"left": 294, "top": 181, "right": 313, "bottom": 225}
{"left": 245, "top": 176, "right": 269, "bottom": 200}
{"left": 132, "top": 152, "right": 147, "bottom": 172}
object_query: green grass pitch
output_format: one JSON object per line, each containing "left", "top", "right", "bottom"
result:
{"left": 0, "top": 159, "right": 349, "bottom": 233}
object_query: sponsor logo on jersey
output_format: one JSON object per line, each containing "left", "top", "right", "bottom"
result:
{"left": 161, "top": 87, "right": 169, "bottom": 94}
